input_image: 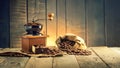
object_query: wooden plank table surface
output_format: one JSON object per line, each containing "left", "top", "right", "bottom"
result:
{"left": 0, "top": 47, "right": 120, "bottom": 68}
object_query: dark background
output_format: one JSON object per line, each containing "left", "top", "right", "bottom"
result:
{"left": 0, "top": 0, "right": 10, "bottom": 48}
{"left": 0, "top": 0, "right": 120, "bottom": 48}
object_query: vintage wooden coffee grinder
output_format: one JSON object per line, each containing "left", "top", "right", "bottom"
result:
{"left": 21, "top": 13, "right": 54, "bottom": 53}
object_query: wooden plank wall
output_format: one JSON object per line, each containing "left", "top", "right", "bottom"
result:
{"left": 57, "top": 0, "right": 66, "bottom": 37}
{"left": 10, "top": 0, "right": 26, "bottom": 48}
{"left": 86, "top": 0, "right": 105, "bottom": 46}
{"left": 47, "top": 0, "right": 57, "bottom": 46}
{"left": 27, "top": 0, "right": 46, "bottom": 33}
{"left": 48, "top": 0, "right": 105, "bottom": 46}
{"left": 105, "top": 0, "right": 120, "bottom": 47}
{"left": 8, "top": 0, "right": 120, "bottom": 48}
{"left": 66, "top": 0, "right": 85, "bottom": 39}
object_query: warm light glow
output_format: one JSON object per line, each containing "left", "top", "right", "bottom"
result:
{"left": 47, "top": 37, "right": 57, "bottom": 46}
{"left": 45, "top": 17, "right": 85, "bottom": 48}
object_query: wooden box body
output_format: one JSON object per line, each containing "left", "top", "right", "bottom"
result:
{"left": 21, "top": 35, "right": 46, "bottom": 53}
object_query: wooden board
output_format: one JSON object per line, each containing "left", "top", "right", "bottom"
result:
{"left": 92, "top": 47, "right": 120, "bottom": 68}
{"left": 25, "top": 57, "right": 53, "bottom": 68}
{"left": 0, "top": 48, "right": 28, "bottom": 68}
{"left": 76, "top": 48, "right": 108, "bottom": 68}
{"left": 66, "top": 0, "right": 85, "bottom": 39}
{"left": 0, "top": 57, "right": 29, "bottom": 68}
{"left": 47, "top": 0, "right": 57, "bottom": 46}
{"left": 110, "top": 47, "right": 120, "bottom": 54}
{"left": 105, "top": 0, "right": 120, "bottom": 47}
{"left": 10, "top": 0, "right": 26, "bottom": 48}
{"left": 57, "top": 0, "right": 66, "bottom": 36}
{"left": 53, "top": 55, "right": 79, "bottom": 68}
{"left": 28, "top": 0, "right": 35, "bottom": 22}
{"left": 0, "top": 47, "right": 120, "bottom": 68}
{"left": 86, "top": 0, "right": 105, "bottom": 46}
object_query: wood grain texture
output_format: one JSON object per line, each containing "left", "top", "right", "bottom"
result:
{"left": 57, "top": 0, "right": 66, "bottom": 37}
{"left": 25, "top": 57, "right": 53, "bottom": 68}
{"left": 0, "top": 57, "right": 29, "bottom": 68}
{"left": 27, "top": 0, "right": 35, "bottom": 23}
{"left": 86, "top": 0, "right": 105, "bottom": 46}
{"left": 53, "top": 55, "right": 79, "bottom": 68}
{"left": 76, "top": 48, "right": 108, "bottom": 68}
{"left": 110, "top": 47, "right": 120, "bottom": 54}
{"left": 47, "top": 0, "right": 57, "bottom": 46}
{"left": 9, "top": 0, "right": 120, "bottom": 47}
{"left": 0, "top": 47, "right": 120, "bottom": 68}
{"left": 10, "top": 0, "right": 26, "bottom": 48}
{"left": 105, "top": 0, "right": 120, "bottom": 46}
{"left": 66, "top": 0, "right": 85, "bottom": 39}
{"left": 92, "top": 47, "right": 120, "bottom": 68}
{"left": 28, "top": 0, "right": 46, "bottom": 35}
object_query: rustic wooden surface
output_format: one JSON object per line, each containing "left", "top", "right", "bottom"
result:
{"left": 92, "top": 47, "right": 120, "bottom": 68}
{"left": 53, "top": 55, "right": 79, "bottom": 68}
{"left": 0, "top": 47, "right": 120, "bottom": 68}
{"left": 76, "top": 48, "right": 108, "bottom": 68}
{"left": 25, "top": 57, "right": 53, "bottom": 68}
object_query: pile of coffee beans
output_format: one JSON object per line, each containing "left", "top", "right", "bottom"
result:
{"left": 58, "top": 40, "right": 92, "bottom": 55}
{"left": 34, "top": 47, "right": 62, "bottom": 56}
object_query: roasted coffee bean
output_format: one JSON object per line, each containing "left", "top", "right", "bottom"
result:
{"left": 58, "top": 40, "right": 92, "bottom": 55}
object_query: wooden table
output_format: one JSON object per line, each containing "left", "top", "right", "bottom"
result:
{"left": 0, "top": 47, "right": 120, "bottom": 68}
